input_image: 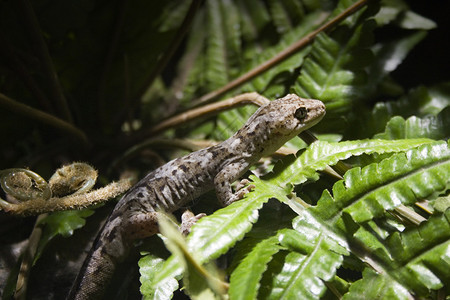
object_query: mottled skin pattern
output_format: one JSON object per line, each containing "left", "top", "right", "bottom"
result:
{"left": 67, "top": 94, "right": 325, "bottom": 299}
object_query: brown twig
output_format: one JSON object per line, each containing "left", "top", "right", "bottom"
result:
{"left": 0, "top": 93, "right": 88, "bottom": 146}
{"left": 146, "top": 92, "right": 269, "bottom": 136}
{"left": 191, "top": 0, "right": 369, "bottom": 107}
{"left": 14, "top": 214, "right": 46, "bottom": 300}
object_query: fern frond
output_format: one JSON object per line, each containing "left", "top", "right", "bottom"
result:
{"left": 312, "top": 141, "right": 449, "bottom": 224}
{"left": 374, "top": 107, "right": 450, "bottom": 140}
{"left": 348, "top": 83, "right": 450, "bottom": 139}
{"left": 240, "top": 10, "right": 326, "bottom": 97}
{"left": 143, "top": 185, "right": 277, "bottom": 298}
{"left": 260, "top": 244, "right": 342, "bottom": 299}
{"left": 229, "top": 235, "right": 281, "bottom": 300}
{"left": 139, "top": 253, "right": 177, "bottom": 300}
{"left": 140, "top": 139, "right": 437, "bottom": 299}
{"left": 205, "top": 0, "right": 230, "bottom": 90}
{"left": 267, "top": 138, "right": 432, "bottom": 187}
{"left": 293, "top": 0, "right": 376, "bottom": 114}
{"left": 344, "top": 210, "right": 450, "bottom": 299}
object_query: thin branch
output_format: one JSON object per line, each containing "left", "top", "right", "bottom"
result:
{"left": 191, "top": 0, "right": 369, "bottom": 107}
{"left": 16, "top": 0, "right": 73, "bottom": 123}
{"left": 0, "top": 93, "right": 88, "bottom": 146}
{"left": 14, "top": 214, "right": 47, "bottom": 300}
{"left": 143, "top": 92, "right": 269, "bottom": 137}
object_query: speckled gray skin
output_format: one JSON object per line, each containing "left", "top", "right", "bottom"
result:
{"left": 67, "top": 94, "right": 325, "bottom": 299}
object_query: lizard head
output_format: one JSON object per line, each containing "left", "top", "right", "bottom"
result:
{"left": 237, "top": 94, "right": 325, "bottom": 156}
{"left": 263, "top": 94, "right": 326, "bottom": 136}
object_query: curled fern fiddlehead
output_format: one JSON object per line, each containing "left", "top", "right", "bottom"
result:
{"left": 0, "top": 163, "right": 132, "bottom": 216}
{"left": 48, "top": 163, "right": 97, "bottom": 197}
{"left": 0, "top": 168, "right": 52, "bottom": 201}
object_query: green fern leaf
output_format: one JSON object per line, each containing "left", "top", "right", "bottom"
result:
{"left": 348, "top": 83, "right": 450, "bottom": 139}
{"left": 178, "top": 0, "right": 326, "bottom": 104}
{"left": 188, "top": 181, "right": 284, "bottom": 258}
{"left": 286, "top": 141, "right": 449, "bottom": 297}
{"left": 267, "top": 0, "right": 305, "bottom": 34}
{"left": 434, "top": 194, "right": 450, "bottom": 213}
{"left": 229, "top": 235, "right": 281, "bottom": 300}
{"left": 205, "top": 0, "right": 230, "bottom": 90}
{"left": 344, "top": 268, "right": 411, "bottom": 300}
{"left": 142, "top": 184, "right": 278, "bottom": 298}
{"left": 374, "top": 0, "right": 436, "bottom": 30}
{"left": 139, "top": 253, "right": 178, "bottom": 300}
{"left": 235, "top": 0, "right": 270, "bottom": 41}
{"left": 293, "top": 0, "right": 376, "bottom": 114}
{"left": 141, "top": 139, "right": 434, "bottom": 298}
{"left": 313, "top": 141, "right": 449, "bottom": 224}
{"left": 373, "top": 83, "right": 450, "bottom": 120}
{"left": 158, "top": 216, "right": 227, "bottom": 299}
{"left": 260, "top": 229, "right": 344, "bottom": 299}
{"left": 241, "top": 10, "right": 325, "bottom": 98}
{"left": 344, "top": 210, "right": 450, "bottom": 299}
{"left": 267, "top": 138, "right": 433, "bottom": 187}
{"left": 374, "top": 107, "right": 450, "bottom": 140}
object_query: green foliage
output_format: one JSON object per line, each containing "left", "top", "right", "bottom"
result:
{"left": 228, "top": 235, "right": 280, "bottom": 300}
{"left": 293, "top": 0, "right": 376, "bottom": 115}
{"left": 1, "top": 0, "right": 449, "bottom": 298}
{"left": 318, "top": 141, "right": 448, "bottom": 224}
{"left": 140, "top": 139, "right": 449, "bottom": 299}
{"left": 351, "top": 84, "right": 450, "bottom": 138}
{"left": 374, "top": 107, "right": 450, "bottom": 140}
{"left": 345, "top": 211, "right": 450, "bottom": 299}
{"left": 137, "top": 0, "right": 449, "bottom": 298}
{"left": 36, "top": 210, "right": 93, "bottom": 262}
{"left": 156, "top": 216, "right": 227, "bottom": 299}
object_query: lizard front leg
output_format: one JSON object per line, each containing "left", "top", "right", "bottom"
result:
{"left": 180, "top": 210, "right": 206, "bottom": 235}
{"left": 214, "top": 159, "right": 251, "bottom": 206}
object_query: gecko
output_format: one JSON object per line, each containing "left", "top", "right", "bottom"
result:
{"left": 67, "top": 94, "right": 326, "bottom": 299}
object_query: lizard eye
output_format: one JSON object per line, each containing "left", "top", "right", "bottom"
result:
{"left": 294, "top": 107, "right": 308, "bottom": 121}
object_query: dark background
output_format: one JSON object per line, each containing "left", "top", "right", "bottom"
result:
{"left": 392, "top": 2, "right": 450, "bottom": 88}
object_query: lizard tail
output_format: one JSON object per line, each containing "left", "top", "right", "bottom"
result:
{"left": 67, "top": 219, "right": 129, "bottom": 300}
{"left": 67, "top": 245, "right": 118, "bottom": 300}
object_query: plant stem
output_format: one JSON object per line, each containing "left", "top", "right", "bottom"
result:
{"left": 0, "top": 93, "right": 88, "bottom": 146}
{"left": 14, "top": 214, "right": 47, "bottom": 300}
{"left": 191, "top": 0, "right": 369, "bottom": 106}
{"left": 17, "top": 0, "right": 73, "bottom": 123}
{"left": 148, "top": 92, "right": 269, "bottom": 136}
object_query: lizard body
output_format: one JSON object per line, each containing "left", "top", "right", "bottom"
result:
{"left": 67, "top": 94, "right": 325, "bottom": 299}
